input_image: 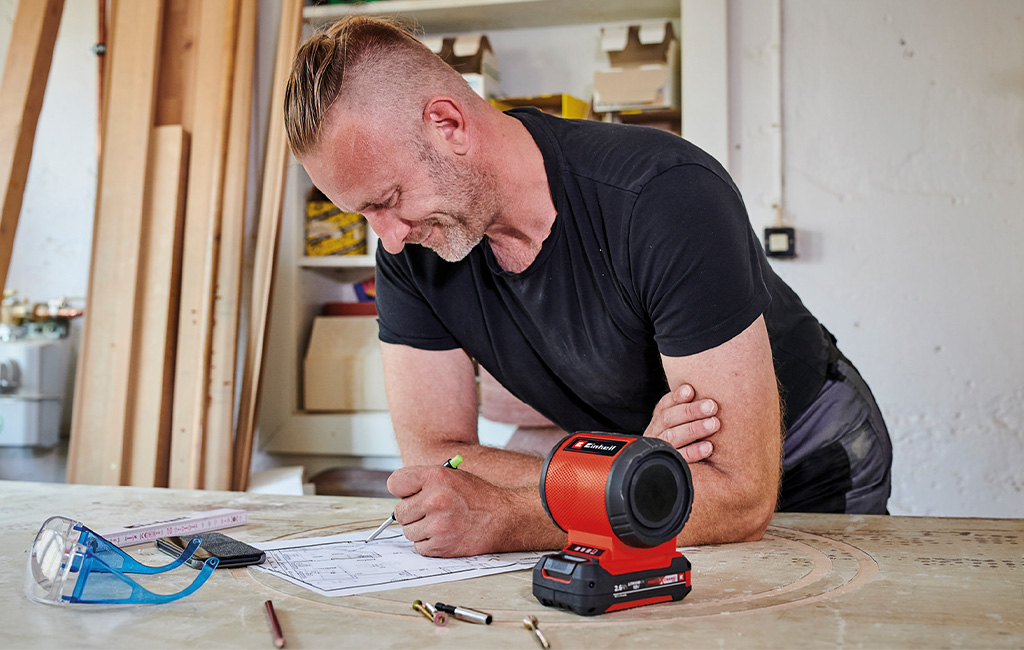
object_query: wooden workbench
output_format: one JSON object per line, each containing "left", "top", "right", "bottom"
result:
{"left": 2, "top": 480, "right": 1021, "bottom": 648}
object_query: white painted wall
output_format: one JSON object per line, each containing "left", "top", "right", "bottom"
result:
{"left": 2, "top": 0, "right": 1020, "bottom": 517}
{"left": 0, "top": 0, "right": 96, "bottom": 303}
{"left": 753, "top": 1, "right": 1024, "bottom": 517}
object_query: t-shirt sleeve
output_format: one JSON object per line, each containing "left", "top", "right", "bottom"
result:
{"left": 374, "top": 247, "right": 461, "bottom": 350}
{"left": 629, "top": 163, "right": 771, "bottom": 357}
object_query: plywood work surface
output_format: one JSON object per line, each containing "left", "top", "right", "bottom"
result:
{"left": 2, "top": 481, "right": 1020, "bottom": 648}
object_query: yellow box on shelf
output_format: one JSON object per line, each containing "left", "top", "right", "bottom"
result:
{"left": 305, "top": 187, "right": 367, "bottom": 257}
{"left": 491, "top": 94, "right": 589, "bottom": 120}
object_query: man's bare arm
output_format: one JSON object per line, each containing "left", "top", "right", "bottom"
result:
{"left": 380, "top": 316, "right": 780, "bottom": 555}
{"left": 380, "top": 341, "right": 566, "bottom": 555}
{"left": 381, "top": 342, "right": 548, "bottom": 485}
{"left": 658, "top": 315, "right": 782, "bottom": 545}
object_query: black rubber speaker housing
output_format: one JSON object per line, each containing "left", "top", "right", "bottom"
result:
{"left": 605, "top": 437, "right": 693, "bottom": 548}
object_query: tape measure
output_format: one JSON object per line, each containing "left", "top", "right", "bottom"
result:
{"left": 533, "top": 432, "right": 693, "bottom": 616}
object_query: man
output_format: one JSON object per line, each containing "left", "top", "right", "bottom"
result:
{"left": 285, "top": 16, "right": 892, "bottom": 557}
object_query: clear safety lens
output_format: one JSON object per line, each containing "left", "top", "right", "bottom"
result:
{"left": 25, "top": 515, "right": 218, "bottom": 606}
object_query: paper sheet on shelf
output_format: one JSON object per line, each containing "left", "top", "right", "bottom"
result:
{"left": 252, "top": 529, "right": 545, "bottom": 597}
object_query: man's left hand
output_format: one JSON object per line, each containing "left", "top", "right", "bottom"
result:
{"left": 644, "top": 383, "right": 720, "bottom": 462}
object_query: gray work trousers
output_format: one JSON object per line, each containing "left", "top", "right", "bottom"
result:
{"left": 779, "top": 358, "right": 893, "bottom": 514}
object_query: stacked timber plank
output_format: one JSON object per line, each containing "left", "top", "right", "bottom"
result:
{"left": 69, "top": 0, "right": 165, "bottom": 487}
{"left": 60, "top": 0, "right": 304, "bottom": 489}
{"left": 233, "top": 0, "right": 305, "bottom": 491}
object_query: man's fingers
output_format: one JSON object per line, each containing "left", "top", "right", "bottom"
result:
{"left": 393, "top": 495, "right": 428, "bottom": 527}
{"left": 654, "top": 385, "right": 697, "bottom": 418}
{"left": 661, "top": 399, "right": 718, "bottom": 430}
{"left": 659, "top": 417, "right": 720, "bottom": 451}
{"left": 673, "top": 383, "right": 695, "bottom": 403}
{"left": 646, "top": 389, "right": 716, "bottom": 438}
{"left": 415, "top": 537, "right": 458, "bottom": 558}
{"left": 677, "top": 440, "right": 714, "bottom": 464}
{"left": 408, "top": 510, "right": 464, "bottom": 557}
{"left": 392, "top": 467, "right": 457, "bottom": 524}
{"left": 386, "top": 466, "right": 426, "bottom": 498}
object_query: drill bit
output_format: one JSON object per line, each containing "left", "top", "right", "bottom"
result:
{"left": 435, "top": 602, "right": 492, "bottom": 624}
{"left": 523, "top": 616, "right": 550, "bottom": 649}
{"left": 412, "top": 600, "right": 448, "bottom": 626}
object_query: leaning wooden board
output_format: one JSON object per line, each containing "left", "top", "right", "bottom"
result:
{"left": 168, "top": 0, "right": 240, "bottom": 489}
{"left": 0, "top": 0, "right": 64, "bottom": 300}
{"left": 204, "top": 0, "right": 257, "bottom": 491}
{"left": 68, "top": 0, "right": 164, "bottom": 486}
{"left": 232, "top": 0, "right": 305, "bottom": 491}
{"left": 126, "top": 125, "right": 189, "bottom": 488}
{"left": 154, "top": 0, "right": 199, "bottom": 131}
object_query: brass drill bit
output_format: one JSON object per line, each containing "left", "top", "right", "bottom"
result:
{"left": 523, "top": 616, "right": 550, "bottom": 649}
{"left": 413, "top": 600, "right": 448, "bottom": 626}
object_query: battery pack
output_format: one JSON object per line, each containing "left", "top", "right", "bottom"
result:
{"left": 533, "top": 547, "right": 691, "bottom": 616}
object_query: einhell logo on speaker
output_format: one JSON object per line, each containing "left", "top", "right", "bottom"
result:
{"left": 564, "top": 436, "right": 629, "bottom": 456}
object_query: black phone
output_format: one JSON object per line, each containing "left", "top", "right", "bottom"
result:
{"left": 155, "top": 532, "right": 266, "bottom": 569}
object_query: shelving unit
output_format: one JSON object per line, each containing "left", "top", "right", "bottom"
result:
{"left": 258, "top": 0, "right": 728, "bottom": 460}
{"left": 304, "top": 0, "right": 681, "bottom": 32}
{"left": 300, "top": 253, "right": 376, "bottom": 269}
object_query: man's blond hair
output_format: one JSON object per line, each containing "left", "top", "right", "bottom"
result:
{"left": 285, "top": 15, "right": 475, "bottom": 157}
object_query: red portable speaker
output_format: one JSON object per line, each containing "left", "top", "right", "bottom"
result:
{"left": 533, "top": 432, "right": 693, "bottom": 616}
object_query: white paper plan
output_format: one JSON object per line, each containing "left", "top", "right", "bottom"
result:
{"left": 252, "top": 529, "right": 545, "bottom": 597}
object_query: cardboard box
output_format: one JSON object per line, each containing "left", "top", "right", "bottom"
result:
{"left": 605, "top": 108, "right": 681, "bottom": 135}
{"left": 593, "top": 22, "right": 679, "bottom": 113}
{"left": 303, "top": 316, "right": 388, "bottom": 411}
{"left": 491, "top": 94, "right": 589, "bottom": 119}
{"left": 423, "top": 34, "right": 502, "bottom": 101}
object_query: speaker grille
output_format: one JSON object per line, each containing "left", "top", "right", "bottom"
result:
{"left": 544, "top": 456, "right": 614, "bottom": 538}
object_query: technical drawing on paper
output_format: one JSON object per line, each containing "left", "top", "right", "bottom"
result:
{"left": 253, "top": 529, "right": 544, "bottom": 597}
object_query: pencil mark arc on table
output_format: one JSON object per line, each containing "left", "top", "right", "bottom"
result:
{"left": 234, "top": 524, "right": 880, "bottom": 624}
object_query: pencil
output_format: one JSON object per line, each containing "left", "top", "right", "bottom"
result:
{"left": 264, "top": 599, "right": 285, "bottom": 648}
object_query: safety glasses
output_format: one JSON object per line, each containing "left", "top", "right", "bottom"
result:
{"left": 25, "top": 515, "right": 219, "bottom": 606}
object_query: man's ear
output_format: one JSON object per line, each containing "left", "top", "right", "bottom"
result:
{"left": 423, "top": 96, "right": 469, "bottom": 155}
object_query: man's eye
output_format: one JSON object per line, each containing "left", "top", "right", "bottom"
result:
{"left": 363, "top": 190, "right": 400, "bottom": 213}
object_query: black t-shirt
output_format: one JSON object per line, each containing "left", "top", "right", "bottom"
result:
{"left": 376, "top": 108, "right": 830, "bottom": 435}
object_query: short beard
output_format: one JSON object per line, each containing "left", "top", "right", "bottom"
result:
{"left": 414, "top": 138, "right": 499, "bottom": 262}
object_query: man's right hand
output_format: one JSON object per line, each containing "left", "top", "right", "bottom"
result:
{"left": 644, "top": 383, "right": 720, "bottom": 463}
{"left": 387, "top": 463, "right": 566, "bottom": 557}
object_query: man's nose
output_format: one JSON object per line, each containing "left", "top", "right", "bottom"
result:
{"left": 365, "top": 211, "right": 411, "bottom": 255}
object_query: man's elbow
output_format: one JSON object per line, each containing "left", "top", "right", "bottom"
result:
{"left": 731, "top": 421, "right": 783, "bottom": 541}
{"left": 735, "top": 496, "right": 776, "bottom": 542}
{"left": 703, "top": 460, "right": 778, "bottom": 543}
{"left": 733, "top": 473, "right": 779, "bottom": 542}
{"left": 684, "top": 461, "right": 779, "bottom": 545}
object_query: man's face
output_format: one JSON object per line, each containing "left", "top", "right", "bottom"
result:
{"left": 301, "top": 111, "right": 500, "bottom": 262}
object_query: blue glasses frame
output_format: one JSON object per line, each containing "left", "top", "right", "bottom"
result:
{"left": 25, "top": 515, "right": 219, "bottom": 606}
